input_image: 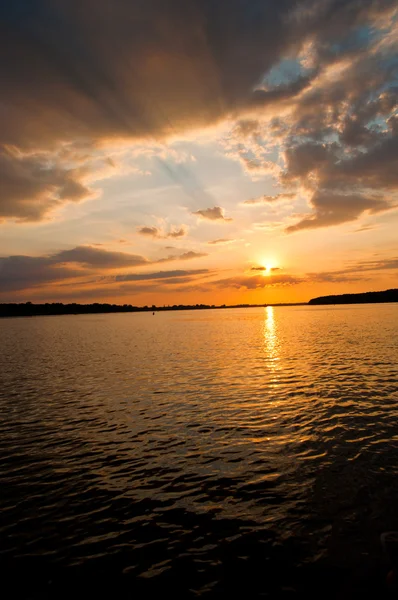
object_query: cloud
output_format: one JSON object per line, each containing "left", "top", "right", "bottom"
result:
{"left": 168, "top": 227, "right": 187, "bottom": 238}
{"left": 1, "top": 0, "right": 345, "bottom": 150}
{"left": 354, "top": 225, "right": 376, "bottom": 233}
{"left": 244, "top": 193, "right": 296, "bottom": 205}
{"left": 207, "top": 238, "right": 236, "bottom": 245}
{"left": 248, "top": 74, "right": 316, "bottom": 110}
{"left": 169, "top": 251, "right": 208, "bottom": 261}
{"left": 0, "top": 0, "right": 396, "bottom": 239}
{"left": 219, "top": 7, "right": 398, "bottom": 231}
{"left": 341, "top": 256, "right": 398, "bottom": 274}
{"left": 115, "top": 269, "right": 209, "bottom": 282}
{"left": 0, "top": 245, "right": 208, "bottom": 294}
{"left": 222, "top": 119, "right": 283, "bottom": 179}
{"left": 305, "top": 271, "right": 368, "bottom": 284}
{"left": 0, "top": 256, "right": 89, "bottom": 292}
{"left": 304, "top": 256, "right": 398, "bottom": 283}
{"left": 0, "top": 147, "right": 96, "bottom": 221}
{"left": 286, "top": 191, "right": 391, "bottom": 232}
{"left": 277, "top": 25, "right": 398, "bottom": 230}
{"left": 0, "top": 0, "right": 396, "bottom": 226}
{"left": 54, "top": 246, "right": 149, "bottom": 269}
{"left": 193, "top": 206, "right": 232, "bottom": 222}
{"left": 137, "top": 225, "right": 187, "bottom": 239}
{"left": 250, "top": 266, "right": 281, "bottom": 272}
{"left": 146, "top": 250, "right": 208, "bottom": 263}
{"left": 214, "top": 274, "right": 302, "bottom": 290}
{"left": 137, "top": 226, "right": 159, "bottom": 238}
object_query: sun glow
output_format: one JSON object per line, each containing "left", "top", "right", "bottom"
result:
{"left": 260, "top": 260, "right": 277, "bottom": 276}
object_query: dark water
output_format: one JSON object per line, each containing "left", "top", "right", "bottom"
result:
{"left": 1, "top": 305, "right": 398, "bottom": 599}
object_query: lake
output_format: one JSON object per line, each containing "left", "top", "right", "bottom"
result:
{"left": 1, "top": 305, "right": 398, "bottom": 598}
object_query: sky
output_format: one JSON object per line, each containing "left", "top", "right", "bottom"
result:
{"left": 0, "top": 0, "right": 397, "bottom": 305}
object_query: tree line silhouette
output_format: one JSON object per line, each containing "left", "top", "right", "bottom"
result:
{"left": 0, "top": 302, "right": 267, "bottom": 318}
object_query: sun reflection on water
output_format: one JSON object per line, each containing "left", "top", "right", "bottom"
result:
{"left": 263, "top": 306, "right": 280, "bottom": 381}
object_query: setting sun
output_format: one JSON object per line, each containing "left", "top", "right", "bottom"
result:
{"left": 264, "top": 264, "right": 273, "bottom": 275}
{"left": 260, "top": 261, "right": 277, "bottom": 276}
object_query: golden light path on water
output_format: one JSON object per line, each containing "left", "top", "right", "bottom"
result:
{"left": 264, "top": 305, "right": 280, "bottom": 387}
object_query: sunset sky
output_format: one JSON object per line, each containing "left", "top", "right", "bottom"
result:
{"left": 1, "top": 0, "right": 397, "bottom": 305}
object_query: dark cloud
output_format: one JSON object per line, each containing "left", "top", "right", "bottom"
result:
{"left": 0, "top": 147, "right": 94, "bottom": 221}
{"left": 15, "top": 275, "right": 213, "bottom": 302}
{"left": 0, "top": 0, "right": 316, "bottom": 220}
{"left": 232, "top": 120, "right": 261, "bottom": 138}
{"left": 0, "top": 255, "right": 89, "bottom": 292}
{"left": 137, "top": 225, "right": 187, "bottom": 238}
{"left": 332, "top": 136, "right": 398, "bottom": 190}
{"left": 282, "top": 142, "right": 336, "bottom": 183}
{"left": 0, "top": 0, "right": 322, "bottom": 149}
{"left": 248, "top": 73, "right": 316, "bottom": 109}
{"left": 16, "top": 4, "right": 398, "bottom": 138}
{"left": 286, "top": 191, "right": 391, "bottom": 232}
{"left": 137, "top": 226, "right": 159, "bottom": 237}
{"left": 282, "top": 136, "right": 398, "bottom": 197}
{"left": 0, "top": 245, "right": 208, "bottom": 294}
{"left": 0, "top": 0, "right": 396, "bottom": 224}
{"left": 193, "top": 206, "right": 232, "bottom": 221}
{"left": 274, "top": 22, "right": 398, "bottom": 231}
{"left": 168, "top": 227, "right": 187, "bottom": 238}
{"left": 115, "top": 269, "right": 209, "bottom": 282}
{"left": 54, "top": 246, "right": 149, "bottom": 268}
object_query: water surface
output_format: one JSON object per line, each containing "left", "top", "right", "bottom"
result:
{"left": 1, "top": 305, "right": 398, "bottom": 598}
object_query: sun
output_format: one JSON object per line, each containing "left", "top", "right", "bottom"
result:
{"left": 260, "top": 260, "right": 277, "bottom": 276}
{"left": 252, "top": 257, "right": 279, "bottom": 276}
{"left": 262, "top": 265, "right": 272, "bottom": 276}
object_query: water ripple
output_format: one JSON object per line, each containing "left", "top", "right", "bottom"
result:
{"left": 1, "top": 305, "right": 398, "bottom": 598}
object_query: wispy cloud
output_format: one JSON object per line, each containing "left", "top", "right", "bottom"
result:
{"left": 212, "top": 274, "right": 302, "bottom": 290}
{"left": 207, "top": 238, "right": 236, "bottom": 245}
{"left": 115, "top": 269, "right": 210, "bottom": 282}
{"left": 250, "top": 266, "right": 281, "bottom": 272}
{"left": 244, "top": 193, "right": 295, "bottom": 205}
{"left": 0, "top": 246, "right": 208, "bottom": 293}
{"left": 158, "top": 251, "right": 208, "bottom": 263}
{"left": 137, "top": 225, "right": 188, "bottom": 239}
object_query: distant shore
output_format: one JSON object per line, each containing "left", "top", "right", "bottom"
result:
{"left": 309, "top": 288, "right": 398, "bottom": 305}
{"left": 0, "top": 302, "right": 274, "bottom": 318}
{"left": 2, "top": 291, "right": 396, "bottom": 318}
